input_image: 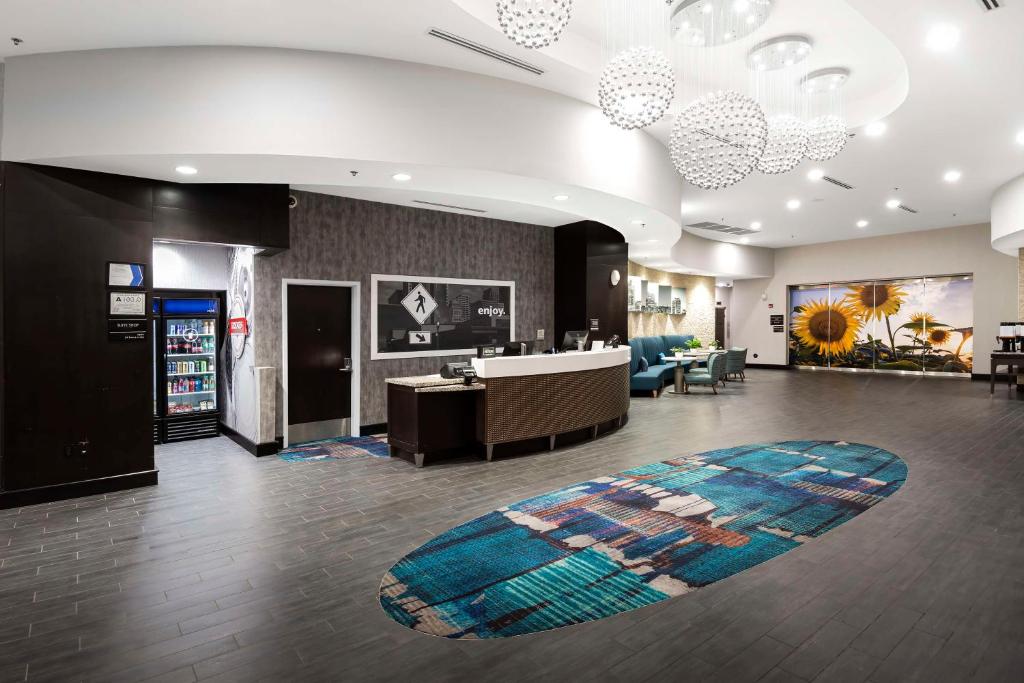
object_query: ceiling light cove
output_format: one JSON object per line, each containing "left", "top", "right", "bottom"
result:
{"left": 886, "top": 198, "right": 901, "bottom": 209}
{"left": 864, "top": 121, "right": 887, "bottom": 137}
{"left": 392, "top": 172, "right": 412, "bottom": 182}
{"left": 926, "top": 23, "right": 961, "bottom": 53}
{"left": 786, "top": 199, "right": 801, "bottom": 210}
{"left": 943, "top": 169, "right": 962, "bottom": 183}
{"left": 174, "top": 165, "right": 198, "bottom": 176}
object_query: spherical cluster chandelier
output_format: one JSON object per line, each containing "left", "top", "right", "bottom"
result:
{"left": 805, "top": 115, "right": 848, "bottom": 161}
{"left": 757, "top": 115, "right": 808, "bottom": 175}
{"left": 586, "top": 0, "right": 854, "bottom": 191}
{"left": 496, "top": 0, "right": 574, "bottom": 49}
{"left": 670, "top": 91, "right": 768, "bottom": 190}
{"left": 598, "top": 46, "right": 676, "bottom": 130}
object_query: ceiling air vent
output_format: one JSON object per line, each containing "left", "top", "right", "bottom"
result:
{"left": 427, "top": 28, "right": 545, "bottom": 76}
{"left": 687, "top": 221, "right": 757, "bottom": 236}
{"left": 412, "top": 199, "right": 487, "bottom": 214}
{"left": 823, "top": 176, "right": 854, "bottom": 190}
{"left": 898, "top": 204, "right": 919, "bottom": 214}
{"left": 978, "top": 0, "right": 1001, "bottom": 11}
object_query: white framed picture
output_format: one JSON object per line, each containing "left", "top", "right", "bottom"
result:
{"left": 370, "top": 274, "right": 515, "bottom": 360}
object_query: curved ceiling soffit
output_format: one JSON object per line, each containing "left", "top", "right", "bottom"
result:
{"left": 991, "top": 173, "right": 1024, "bottom": 257}
{"left": 1, "top": 46, "right": 686, "bottom": 246}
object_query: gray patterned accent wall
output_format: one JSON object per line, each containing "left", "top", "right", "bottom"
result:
{"left": 255, "top": 191, "right": 555, "bottom": 430}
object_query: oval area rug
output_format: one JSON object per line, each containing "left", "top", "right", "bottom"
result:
{"left": 379, "top": 440, "right": 907, "bottom": 639}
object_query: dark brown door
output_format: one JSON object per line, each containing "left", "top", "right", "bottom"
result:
{"left": 715, "top": 307, "right": 726, "bottom": 349}
{"left": 287, "top": 285, "right": 352, "bottom": 426}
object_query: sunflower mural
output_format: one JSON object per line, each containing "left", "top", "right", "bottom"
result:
{"left": 789, "top": 276, "right": 974, "bottom": 373}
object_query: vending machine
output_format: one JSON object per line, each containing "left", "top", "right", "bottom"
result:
{"left": 154, "top": 294, "right": 223, "bottom": 443}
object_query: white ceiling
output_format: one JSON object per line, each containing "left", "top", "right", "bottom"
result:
{"left": 1, "top": 0, "right": 1022, "bottom": 255}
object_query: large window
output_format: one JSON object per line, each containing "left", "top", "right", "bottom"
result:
{"left": 789, "top": 275, "right": 974, "bottom": 375}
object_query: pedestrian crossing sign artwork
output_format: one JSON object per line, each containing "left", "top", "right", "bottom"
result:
{"left": 401, "top": 284, "right": 437, "bottom": 325}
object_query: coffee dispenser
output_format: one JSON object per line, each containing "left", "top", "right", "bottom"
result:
{"left": 997, "top": 322, "right": 1024, "bottom": 352}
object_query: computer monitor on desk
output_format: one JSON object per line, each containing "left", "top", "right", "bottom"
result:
{"left": 562, "top": 330, "right": 589, "bottom": 352}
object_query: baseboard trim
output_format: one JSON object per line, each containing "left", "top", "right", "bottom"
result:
{"left": 746, "top": 363, "right": 791, "bottom": 370}
{"left": 360, "top": 423, "right": 387, "bottom": 436}
{"left": 220, "top": 423, "right": 280, "bottom": 457}
{"left": 0, "top": 470, "right": 159, "bottom": 510}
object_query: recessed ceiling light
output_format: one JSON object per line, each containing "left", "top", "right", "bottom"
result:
{"left": 1016, "top": 130, "right": 1024, "bottom": 146}
{"left": 631, "top": 219, "right": 646, "bottom": 226}
{"left": 680, "top": 203, "right": 694, "bottom": 214}
{"left": 702, "top": 4, "right": 713, "bottom": 14}
{"left": 175, "top": 165, "right": 198, "bottom": 176}
{"left": 553, "top": 194, "right": 570, "bottom": 201}
{"left": 740, "top": 237, "right": 750, "bottom": 244}
{"left": 943, "top": 169, "right": 962, "bottom": 183}
{"left": 857, "top": 219, "right": 869, "bottom": 228}
{"left": 864, "top": 121, "right": 887, "bottom": 137}
{"left": 392, "top": 172, "right": 412, "bottom": 182}
{"left": 749, "top": 221, "right": 762, "bottom": 230}
{"left": 647, "top": 239, "right": 659, "bottom": 243}
{"left": 807, "top": 168, "right": 825, "bottom": 182}
{"left": 886, "top": 199, "right": 901, "bottom": 209}
{"left": 926, "top": 23, "right": 961, "bottom": 52}
{"left": 786, "top": 199, "right": 801, "bottom": 210}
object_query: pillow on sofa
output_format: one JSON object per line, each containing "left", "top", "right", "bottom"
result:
{"left": 658, "top": 352, "right": 666, "bottom": 365}
{"left": 639, "top": 356, "right": 649, "bottom": 372}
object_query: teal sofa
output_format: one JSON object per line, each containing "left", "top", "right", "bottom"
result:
{"left": 628, "top": 335, "right": 694, "bottom": 395}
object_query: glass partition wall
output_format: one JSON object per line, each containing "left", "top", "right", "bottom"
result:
{"left": 789, "top": 275, "right": 974, "bottom": 376}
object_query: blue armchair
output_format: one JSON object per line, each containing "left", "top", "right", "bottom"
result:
{"left": 685, "top": 352, "right": 726, "bottom": 394}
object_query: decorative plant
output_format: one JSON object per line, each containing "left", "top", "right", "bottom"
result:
{"left": 686, "top": 338, "right": 703, "bottom": 349}
{"left": 670, "top": 346, "right": 686, "bottom": 355}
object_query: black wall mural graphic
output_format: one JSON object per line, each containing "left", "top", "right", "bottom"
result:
{"left": 371, "top": 276, "right": 514, "bottom": 359}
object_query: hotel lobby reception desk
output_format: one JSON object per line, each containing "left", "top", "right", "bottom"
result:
{"left": 386, "top": 347, "right": 630, "bottom": 466}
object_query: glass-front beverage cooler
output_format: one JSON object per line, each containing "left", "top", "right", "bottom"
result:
{"left": 154, "top": 295, "right": 223, "bottom": 443}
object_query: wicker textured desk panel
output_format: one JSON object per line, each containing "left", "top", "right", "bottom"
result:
{"left": 478, "top": 363, "right": 629, "bottom": 445}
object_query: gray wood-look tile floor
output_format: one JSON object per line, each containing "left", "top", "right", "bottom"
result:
{"left": 1, "top": 370, "right": 1023, "bottom": 682}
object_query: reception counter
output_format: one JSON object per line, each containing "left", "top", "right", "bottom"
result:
{"left": 472, "top": 347, "right": 631, "bottom": 461}
{"left": 385, "top": 348, "right": 630, "bottom": 466}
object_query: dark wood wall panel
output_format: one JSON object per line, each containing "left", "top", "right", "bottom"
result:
{"left": 0, "top": 163, "right": 289, "bottom": 504}
{"left": 2, "top": 164, "right": 156, "bottom": 491}
{"left": 554, "top": 221, "right": 629, "bottom": 346}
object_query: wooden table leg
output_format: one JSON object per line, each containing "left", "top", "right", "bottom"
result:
{"left": 991, "top": 361, "right": 996, "bottom": 395}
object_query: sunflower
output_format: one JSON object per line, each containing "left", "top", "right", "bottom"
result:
{"left": 927, "top": 328, "right": 951, "bottom": 346}
{"left": 843, "top": 284, "right": 906, "bottom": 320}
{"left": 907, "top": 312, "right": 935, "bottom": 330}
{"left": 793, "top": 299, "right": 863, "bottom": 355}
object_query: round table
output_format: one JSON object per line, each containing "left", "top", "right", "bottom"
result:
{"left": 667, "top": 355, "right": 696, "bottom": 394}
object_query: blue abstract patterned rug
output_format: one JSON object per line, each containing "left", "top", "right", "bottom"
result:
{"left": 279, "top": 435, "right": 389, "bottom": 462}
{"left": 379, "top": 441, "right": 907, "bottom": 638}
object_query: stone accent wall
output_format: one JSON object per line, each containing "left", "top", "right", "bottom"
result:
{"left": 627, "top": 261, "right": 717, "bottom": 344}
{"left": 255, "top": 191, "right": 555, "bottom": 429}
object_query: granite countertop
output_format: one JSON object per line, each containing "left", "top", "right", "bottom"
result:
{"left": 386, "top": 374, "right": 485, "bottom": 393}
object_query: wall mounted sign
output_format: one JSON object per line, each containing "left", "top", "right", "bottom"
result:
{"left": 109, "top": 291, "right": 147, "bottom": 316}
{"left": 107, "top": 262, "right": 145, "bottom": 288}
{"left": 371, "top": 274, "right": 515, "bottom": 360}
{"left": 108, "top": 318, "right": 147, "bottom": 341}
{"left": 409, "top": 331, "right": 433, "bottom": 345}
{"left": 228, "top": 317, "right": 249, "bottom": 336}
{"left": 770, "top": 315, "right": 784, "bottom": 326}
{"left": 590, "top": 318, "right": 601, "bottom": 331}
